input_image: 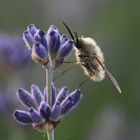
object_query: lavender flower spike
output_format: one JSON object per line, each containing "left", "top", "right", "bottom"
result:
{"left": 13, "top": 84, "right": 82, "bottom": 132}
{"left": 23, "top": 24, "right": 74, "bottom": 69}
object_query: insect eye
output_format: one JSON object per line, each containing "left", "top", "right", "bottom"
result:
{"left": 75, "top": 43, "right": 81, "bottom": 49}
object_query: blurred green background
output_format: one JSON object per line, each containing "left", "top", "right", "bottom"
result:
{"left": 0, "top": 0, "right": 140, "bottom": 140}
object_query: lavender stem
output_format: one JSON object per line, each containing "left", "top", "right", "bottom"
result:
{"left": 47, "top": 130, "right": 54, "bottom": 140}
{"left": 45, "top": 68, "right": 54, "bottom": 140}
{"left": 45, "top": 69, "right": 53, "bottom": 105}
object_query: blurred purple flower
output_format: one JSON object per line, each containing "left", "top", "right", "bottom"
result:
{"left": 0, "top": 34, "right": 32, "bottom": 70}
{"left": 0, "top": 90, "right": 17, "bottom": 116}
{"left": 13, "top": 84, "right": 82, "bottom": 132}
{"left": 23, "top": 24, "right": 74, "bottom": 69}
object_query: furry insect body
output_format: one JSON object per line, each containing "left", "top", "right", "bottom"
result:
{"left": 63, "top": 22, "right": 122, "bottom": 93}
{"left": 75, "top": 37, "right": 105, "bottom": 81}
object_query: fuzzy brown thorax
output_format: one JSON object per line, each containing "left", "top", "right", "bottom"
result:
{"left": 74, "top": 37, "right": 105, "bottom": 81}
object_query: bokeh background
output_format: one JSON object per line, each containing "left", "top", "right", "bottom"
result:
{"left": 0, "top": 0, "right": 140, "bottom": 140}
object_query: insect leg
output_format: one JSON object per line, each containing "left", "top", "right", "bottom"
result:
{"left": 78, "top": 54, "right": 89, "bottom": 58}
{"left": 77, "top": 63, "right": 96, "bottom": 88}
{"left": 78, "top": 73, "right": 94, "bottom": 89}
{"left": 53, "top": 62, "right": 78, "bottom": 81}
{"left": 63, "top": 61, "right": 78, "bottom": 64}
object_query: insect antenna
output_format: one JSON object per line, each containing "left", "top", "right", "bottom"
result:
{"left": 62, "top": 22, "right": 75, "bottom": 41}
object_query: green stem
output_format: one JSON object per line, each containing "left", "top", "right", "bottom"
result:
{"left": 45, "top": 68, "right": 53, "bottom": 105}
{"left": 45, "top": 53, "right": 55, "bottom": 140}
{"left": 45, "top": 68, "right": 54, "bottom": 140}
{"left": 47, "top": 130, "right": 54, "bottom": 140}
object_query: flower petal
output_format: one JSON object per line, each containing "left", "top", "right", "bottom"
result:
{"left": 47, "top": 25, "right": 59, "bottom": 34}
{"left": 47, "top": 29, "right": 60, "bottom": 58}
{"left": 23, "top": 30, "right": 34, "bottom": 49}
{"left": 33, "top": 42, "right": 47, "bottom": 58}
{"left": 55, "top": 86, "right": 69, "bottom": 104}
{"left": 34, "top": 30, "right": 47, "bottom": 49}
{"left": 57, "top": 40, "right": 73, "bottom": 58}
{"left": 13, "top": 110, "right": 32, "bottom": 125}
{"left": 29, "top": 108, "right": 43, "bottom": 124}
{"left": 39, "top": 101, "right": 51, "bottom": 120}
{"left": 60, "top": 35, "right": 69, "bottom": 45}
{"left": 69, "top": 89, "right": 83, "bottom": 106}
{"left": 27, "top": 24, "right": 37, "bottom": 36}
{"left": 60, "top": 97, "right": 73, "bottom": 116}
{"left": 50, "top": 103, "right": 61, "bottom": 121}
{"left": 31, "top": 42, "right": 48, "bottom": 64}
{"left": 31, "top": 84, "right": 44, "bottom": 106}
{"left": 17, "top": 88, "right": 36, "bottom": 108}
{"left": 60, "top": 90, "right": 82, "bottom": 116}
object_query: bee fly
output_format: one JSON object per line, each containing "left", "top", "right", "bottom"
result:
{"left": 63, "top": 22, "right": 122, "bottom": 93}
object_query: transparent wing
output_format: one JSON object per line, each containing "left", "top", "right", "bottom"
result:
{"left": 94, "top": 56, "right": 122, "bottom": 94}
{"left": 104, "top": 67, "right": 122, "bottom": 94}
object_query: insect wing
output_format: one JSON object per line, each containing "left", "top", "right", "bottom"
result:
{"left": 105, "top": 68, "right": 122, "bottom": 94}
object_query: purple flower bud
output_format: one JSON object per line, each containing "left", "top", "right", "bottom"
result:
{"left": 60, "top": 90, "right": 82, "bottom": 116}
{"left": 17, "top": 88, "right": 36, "bottom": 108}
{"left": 51, "top": 103, "right": 61, "bottom": 121}
{"left": 23, "top": 30, "right": 34, "bottom": 49}
{"left": 60, "top": 97, "right": 74, "bottom": 116}
{"left": 55, "top": 86, "right": 69, "bottom": 104}
{"left": 29, "top": 108, "right": 43, "bottom": 124}
{"left": 69, "top": 90, "right": 83, "bottom": 105}
{"left": 27, "top": 24, "right": 37, "bottom": 36}
{"left": 14, "top": 110, "right": 32, "bottom": 125}
{"left": 31, "top": 84, "right": 44, "bottom": 106}
{"left": 31, "top": 42, "right": 48, "bottom": 64}
{"left": 34, "top": 30, "right": 47, "bottom": 49}
{"left": 47, "top": 25, "right": 59, "bottom": 34}
{"left": 39, "top": 102, "right": 51, "bottom": 120}
{"left": 47, "top": 29, "right": 60, "bottom": 58}
{"left": 34, "top": 42, "right": 47, "bottom": 58}
{"left": 57, "top": 40, "right": 73, "bottom": 58}
{"left": 51, "top": 82, "right": 57, "bottom": 106}
{"left": 60, "top": 35, "right": 69, "bottom": 45}
{"left": 34, "top": 30, "right": 45, "bottom": 40}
